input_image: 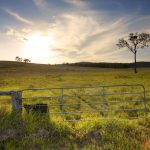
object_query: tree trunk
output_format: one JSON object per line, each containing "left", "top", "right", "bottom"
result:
{"left": 134, "top": 52, "right": 137, "bottom": 73}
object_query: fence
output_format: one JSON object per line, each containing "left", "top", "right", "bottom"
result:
{"left": 0, "top": 84, "right": 148, "bottom": 121}
{"left": 0, "top": 84, "right": 147, "bottom": 121}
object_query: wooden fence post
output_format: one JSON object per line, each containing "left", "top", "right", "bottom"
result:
{"left": 11, "top": 91, "right": 22, "bottom": 114}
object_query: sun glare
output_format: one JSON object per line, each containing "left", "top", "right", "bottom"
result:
{"left": 23, "top": 33, "right": 53, "bottom": 60}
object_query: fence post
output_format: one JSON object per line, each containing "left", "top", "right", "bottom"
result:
{"left": 11, "top": 91, "right": 22, "bottom": 114}
{"left": 143, "top": 87, "right": 147, "bottom": 117}
{"left": 102, "top": 87, "right": 107, "bottom": 116}
{"left": 61, "top": 88, "right": 65, "bottom": 120}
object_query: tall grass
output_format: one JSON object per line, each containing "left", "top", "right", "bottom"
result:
{"left": 0, "top": 111, "right": 149, "bottom": 149}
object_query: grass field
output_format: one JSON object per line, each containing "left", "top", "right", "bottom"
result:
{"left": 0, "top": 61, "right": 150, "bottom": 149}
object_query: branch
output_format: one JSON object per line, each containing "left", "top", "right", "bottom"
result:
{"left": 116, "top": 38, "right": 135, "bottom": 54}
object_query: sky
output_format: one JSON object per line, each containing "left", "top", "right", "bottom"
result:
{"left": 0, "top": 0, "right": 150, "bottom": 64}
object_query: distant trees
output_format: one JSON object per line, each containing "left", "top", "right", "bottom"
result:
{"left": 15, "top": 56, "right": 22, "bottom": 62}
{"left": 69, "top": 62, "right": 150, "bottom": 68}
{"left": 23, "top": 59, "right": 31, "bottom": 64}
{"left": 15, "top": 56, "right": 31, "bottom": 64}
{"left": 116, "top": 32, "right": 150, "bottom": 73}
{"left": 67, "top": 62, "right": 129, "bottom": 68}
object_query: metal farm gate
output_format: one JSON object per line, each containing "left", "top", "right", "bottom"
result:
{"left": 0, "top": 84, "right": 147, "bottom": 121}
{"left": 21, "top": 84, "right": 147, "bottom": 121}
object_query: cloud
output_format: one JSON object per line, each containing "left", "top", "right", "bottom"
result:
{"left": 32, "top": 0, "right": 48, "bottom": 10}
{"left": 33, "top": 0, "right": 43, "bottom": 6}
{"left": 5, "top": 27, "right": 32, "bottom": 41}
{"left": 49, "top": 12, "right": 101, "bottom": 49}
{"left": 3, "top": 8, "right": 33, "bottom": 25}
{"left": 63, "top": 0, "right": 87, "bottom": 8}
{"left": 47, "top": 9, "right": 130, "bottom": 62}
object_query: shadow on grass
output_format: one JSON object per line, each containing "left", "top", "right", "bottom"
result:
{"left": 0, "top": 111, "right": 74, "bottom": 149}
{"left": 0, "top": 110, "right": 149, "bottom": 150}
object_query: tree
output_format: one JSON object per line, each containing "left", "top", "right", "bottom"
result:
{"left": 24, "top": 59, "right": 31, "bottom": 64}
{"left": 116, "top": 32, "right": 150, "bottom": 73}
{"left": 15, "top": 56, "right": 22, "bottom": 62}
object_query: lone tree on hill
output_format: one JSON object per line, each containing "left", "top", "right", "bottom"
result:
{"left": 24, "top": 59, "right": 31, "bottom": 64}
{"left": 116, "top": 32, "right": 150, "bottom": 73}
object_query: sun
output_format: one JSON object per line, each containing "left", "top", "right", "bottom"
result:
{"left": 22, "top": 33, "right": 52, "bottom": 60}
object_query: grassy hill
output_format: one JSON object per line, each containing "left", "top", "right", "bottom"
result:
{"left": 0, "top": 61, "right": 150, "bottom": 149}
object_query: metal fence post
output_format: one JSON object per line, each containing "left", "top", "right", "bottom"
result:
{"left": 143, "top": 87, "right": 147, "bottom": 117}
{"left": 102, "top": 87, "right": 107, "bottom": 116}
{"left": 61, "top": 88, "right": 65, "bottom": 119}
{"left": 11, "top": 91, "right": 22, "bottom": 114}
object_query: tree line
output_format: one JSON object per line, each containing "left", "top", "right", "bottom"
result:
{"left": 64, "top": 62, "right": 150, "bottom": 68}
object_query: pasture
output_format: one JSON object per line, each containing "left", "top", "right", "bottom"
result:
{"left": 0, "top": 61, "right": 150, "bottom": 149}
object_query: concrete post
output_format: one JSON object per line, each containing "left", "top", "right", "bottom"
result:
{"left": 11, "top": 91, "right": 22, "bottom": 113}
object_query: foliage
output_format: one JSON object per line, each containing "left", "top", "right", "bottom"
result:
{"left": 117, "top": 33, "right": 150, "bottom": 52}
{"left": 24, "top": 59, "right": 31, "bottom": 64}
{"left": 15, "top": 57, "right": 31, "bottom": 64}
{"left": 15, "top": 56, "right": 22, "bottom": 62}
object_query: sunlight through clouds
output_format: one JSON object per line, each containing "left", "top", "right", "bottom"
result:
{"left": 0, "top": 0, "right": 150, "bottom": 63}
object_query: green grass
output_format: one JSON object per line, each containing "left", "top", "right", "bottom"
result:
{"left": 0, "top": 61, "right": 150, "bottom": 149}
{"left": 0, "top": 113, "right": 150, "bottom": 150}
